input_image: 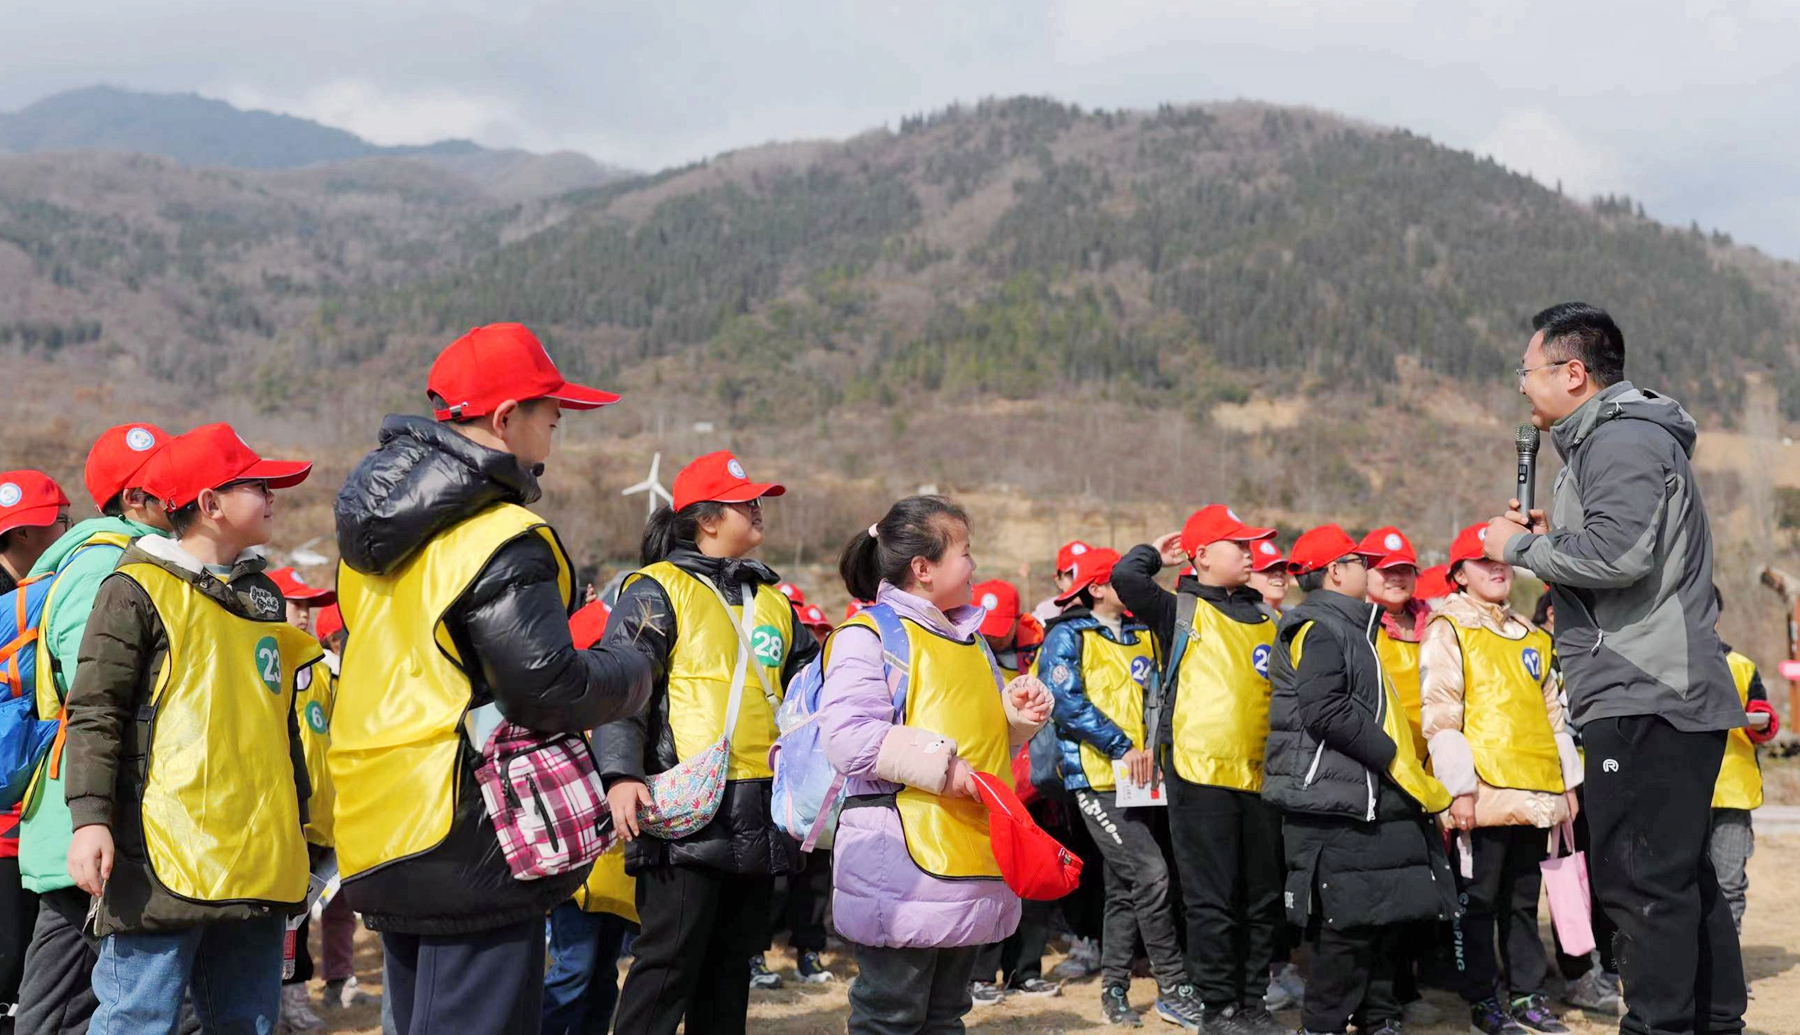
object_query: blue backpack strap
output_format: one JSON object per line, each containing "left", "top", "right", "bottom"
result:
{"left": 863, "top": 603, "right": 912, "bottom": 718}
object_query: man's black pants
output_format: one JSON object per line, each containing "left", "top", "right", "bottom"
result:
{"left": 613, "top": 866, "right": 773, "bottom": 1035}
{"left": 1584, "top": 715, "right": 1746, "bottom": 1035}
{"left": 1165, "top": 774, "right": 1283, "bottom": 1007}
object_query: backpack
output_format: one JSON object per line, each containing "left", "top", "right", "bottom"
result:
{"left": 0, "top": 574, "right": 65, "bottom": 809}
{"left": 768, "top": 603, "right": 910, "bottom": 852}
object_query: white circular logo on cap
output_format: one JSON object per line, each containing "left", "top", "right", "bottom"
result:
{"left": 727, "top": 459, "right": 746, "bottom": 479}
{"left": 0, "top": 483, "right": 19, "bottom": 508}
{"left": 1227, "top": 508, "right": 1241, "bottom": 521}
{"left": 291, "top": 571, "right": 307, "bottom": 585}
{"left": 1259, "top": 541, "right": 1277, "bottom": 556}
{"left": 1070, "top": 543, "right": 1088, "bottom": 556}
{"left": 1477, "top": 527, "right": 1488, "bottom": 541}
{"left": 1384, "top": 533, "right": 1403, "bottom": 551}
{"left": 126, "top": 427, "right": 156, "bottom": 452}
{"left": 981, "top": 593, "right": 1000, "bottom": 610}
{"left": 779, "top": 584, "right": 796, "bottom": 599}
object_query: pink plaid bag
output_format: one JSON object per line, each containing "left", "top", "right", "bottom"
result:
{"left": 475, "top": 721, "right": 616, "bottom": 881}
{"left": 1540, "top": 820, "right": 1595, "bottom": 957}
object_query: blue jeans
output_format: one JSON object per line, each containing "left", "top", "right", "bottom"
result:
{"left": 90, "top": 916, "right": 284, "bottom": 1035}
{"left": 542, "top": 903, "right": 632, "bottom": 1035}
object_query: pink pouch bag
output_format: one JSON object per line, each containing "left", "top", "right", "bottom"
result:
{"left": 474, "top": 721, "right": 616, "bottom": 880}
{"left": 1540, "top": 820, "right": 1596, "bottom": 957}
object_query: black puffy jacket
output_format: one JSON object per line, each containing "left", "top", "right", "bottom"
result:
{"left": 333, "top": 415, "right": 654, "bottom": 935}
{"left": 594, "top": 547, "right": 819, "bottom": 877}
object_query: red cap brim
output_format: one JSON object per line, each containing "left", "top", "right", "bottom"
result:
{"left": 242, "top": 459, "right": 313, "bottom": 490}
{"left": 1370, "top": 555, "right": 1419, "bottom": 571}
{"left": 0, "top": 503, "right": 65, "bottom": 535}
{"left": 546, "top": 382, "right": 623, "bottom": 410}
{"left": 1229, "top": 525, "right": 1278, "bottom": 543}
{"left": 714, "top": 482, "right": 787, "bottom": 504}
{"left": 284, "top": 587, "right": 337, "bottom": 605}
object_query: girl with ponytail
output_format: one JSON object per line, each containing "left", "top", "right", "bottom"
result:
{"left": 818, "top": 496, "right": 1054, "bottom": 1034}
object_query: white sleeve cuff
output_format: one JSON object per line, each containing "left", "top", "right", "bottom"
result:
{"left": 1427, "top": 729, "right": 1479, "bottom": 798}
{"left": 1556, "top": 732, "right": 1584, "bottom": 791}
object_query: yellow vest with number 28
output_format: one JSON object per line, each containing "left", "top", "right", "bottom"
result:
{"left": 119, "top": 561, "right": 323, "bottom": 906}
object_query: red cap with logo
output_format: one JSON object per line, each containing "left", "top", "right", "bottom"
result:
{"left": 798, "top": 604, "right": 833, "bottom": 632}
{"left": 142, "top": 423, "right": 312, "bottom": 511}
{"left": 1357, "top": 526, "right": 1419, "bottom": 570}
{"left": 266, "top": 567, "right": 336, "bottom": 606}
{"left": 973, "top": 579, "right": 1022, "bottom": 639}
{"left": 0, "top": 471, "right": 70, "bottom": 536}
{"left": 776, "top": 582, "right": 805, "bottom": 605}
{"left": 427, "top": 323, "right": 621, "bottom": 421}
{"left": 1448, "top": 522, "right": 1496, "bottom": 568}
{"left": 1056, "top": 547, "right": 1122, "bottom": 605}
{"left": 1056, "top": 540, "right": 1093, "bottom": 575}
{"left": 569, "top": 600, "right": 612, "bottom": 650}
{"left": 1415, "top": 564, "right": 1454, "bottom": 600}
{"left": 314, "top": 603, "right": 345, "bottom": 643}
{"left": 1289, "top": 524, "right": 1383, "bottom": 575}
{"left": 84, "top": 423, "right": 172, "bottom": 512}
{"left": 1180, "top": 505, "right": 1276, "bottom": 556}
{"left": 1250, "top": 539, "right": 1295, "bottom": 573}
{"left": 670, "top": 451, "right": 786, "bottom": 512}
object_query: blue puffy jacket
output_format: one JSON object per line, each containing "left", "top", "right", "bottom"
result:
{"left": 1038, "top": 610, "right": 1155, "bottom": 792}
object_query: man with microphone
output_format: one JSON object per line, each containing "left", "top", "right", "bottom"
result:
{"left": 1483, "top": 302, "right": 1746, "bottom": 1035}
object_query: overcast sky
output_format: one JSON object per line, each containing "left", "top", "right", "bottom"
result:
{"left": 9, "top": 0, "right": 1800, "bottom": 256}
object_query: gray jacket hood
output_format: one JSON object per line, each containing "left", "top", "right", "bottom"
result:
{"left": 1552, "top": 381, "right": 1698, "bottom": 461}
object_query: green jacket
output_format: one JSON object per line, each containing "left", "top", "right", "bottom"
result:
{"left": 17, "top": 517, "right": 153, "bottom": 894}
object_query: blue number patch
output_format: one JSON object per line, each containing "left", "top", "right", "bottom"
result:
{"left": 1129, "top": 656, "right": 1154, "bottom": 687}
{"left": 1251, "top": 644, "right": 1272, "bottom": 679}
{"left": 1522, "top": 648, "right": 1544, "bottom": 681}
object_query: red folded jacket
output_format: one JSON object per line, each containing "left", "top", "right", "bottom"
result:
{"left": 969, "top": 770, "right": 1082, "bottom": 901}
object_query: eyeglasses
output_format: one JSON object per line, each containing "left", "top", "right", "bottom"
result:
{"left": 1334, "top": 555, "right": 1368, "bottom": 569}
{"left": 728, "top": 498, "right": 763, "bottom": 514}
{"left": 1515, "top": 360, "right": 1570, "bottom": 384}
{"left": 219, "top": 479, "right": 272, "bottom": 500}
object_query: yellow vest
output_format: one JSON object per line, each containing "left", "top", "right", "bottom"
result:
{"left": 1377, "top": 632, "right": 1428, "bottom": 764}
{"left": 835, "top": 612, "right": 1008, "bottom": 880}
{"left": 629, "top": 562, "right": 795, "bottom": 780}
{"left": 1169, "top": 601, "right": 1277, "bottom": 791}
{"left": 1713, "top": 652, "right": 1763, "bottom": 810}
{"left": 1444, "top": 620, "right": 1564, "bottom": 793}
{"left": 330, "top": 504, "right": 571, "bottom": 880}
{"left": 296, "top": 660, "right": 337, "bottom": 847}
{"left": 121, "top": 561, "right": 322, "bottom": 906}
{"left": 573, "top": 845, "right": 639, "bottom": 923}
{"left": 1072, "top": 627, "right": 1156, "bottom": 792}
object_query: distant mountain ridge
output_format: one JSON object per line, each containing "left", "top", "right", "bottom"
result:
{"left": 0, "top": 85, "right": 633, "bottom": 200}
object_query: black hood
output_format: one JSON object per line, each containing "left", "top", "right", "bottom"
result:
{"left": 336, "top": 415, "right": 542, "bottom": 576}
{"left": 1283, "top": 588, "right": 1379, "bottom": 641}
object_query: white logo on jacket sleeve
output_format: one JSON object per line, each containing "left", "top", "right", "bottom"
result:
{"left": 1050, "top": 664, "right": 1071, "bottom": 686}
{"left": 126, "top": 427, "right": 157, "bottom": 451}
{"left": 727, "top": 459, "right": 747, "bottom": 479}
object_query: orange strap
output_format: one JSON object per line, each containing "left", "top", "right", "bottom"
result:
{"left": 46, "top": 704, "right": 67, "bottom": 781}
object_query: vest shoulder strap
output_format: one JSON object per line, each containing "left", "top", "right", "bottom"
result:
{"left": 1151, "top": 590, "right": 1197, "bottom": 752}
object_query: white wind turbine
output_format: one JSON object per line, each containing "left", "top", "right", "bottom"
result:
{"left": 622, "top": 452, "right": 675, "bottom": 519}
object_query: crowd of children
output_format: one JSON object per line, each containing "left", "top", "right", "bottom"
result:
{"left": 0, "top": 320, "right": 1780, "bottom": 1035}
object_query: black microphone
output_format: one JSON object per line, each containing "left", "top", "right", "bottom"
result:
{"left": 1515, "top": 424, "right": 1540, "bottom": 515}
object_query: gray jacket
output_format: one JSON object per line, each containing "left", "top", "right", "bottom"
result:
{"left": 1506, "top": 382, "right": 1743, "bottom": 733}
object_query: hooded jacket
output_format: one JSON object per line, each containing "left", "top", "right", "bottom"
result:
{"left": 1505, "top": 382, "right": 1744, "bottom": 733}
{"left": 333, "top": 415, "right": 653, "bottom": 935}
{"left": 593, "top": 546, "right": 818, "bottom": 876}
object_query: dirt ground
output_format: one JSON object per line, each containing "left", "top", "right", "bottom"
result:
{"left": 315, "top": 833, "right": 1800, "bottom": 1035}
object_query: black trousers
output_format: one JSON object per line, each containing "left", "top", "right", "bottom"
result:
{"left": 848, "top": 944, "right": 979, "bottom": 1035}
{"left": 1165, "top": 775, "right": 1283, "bottom": 1006}
{"left": 972, "top": 898, "right": 1051, "bottom": 986}
{"left": 613, "top": 866, "right": 774, "bottom": 1035}
{"left": 1454, "top": 826, "right": 1550, "bottom": 1002}
{"left": 1584, "top": 716, "right": 1746, "bottom": 1035}
{"left": 1074, "top": 788, "right": 1187, "bottom": 991}
{"left": 1554, "top": 791, "right": 1618, "bottom": 977}
{"left": 0, "top": 857, "right": 35, "bottom": 1013}
{"left": 383, "top": 919, "right": 546, "bottom": 1035}
{"left": 1307, "top": 923, "right": 1400, "bottom": 1034}
{"left": 16, "top": 890, "right": 98, "bottom": 1035}
{"left": 767, "top": 850, "right": 831, "bottom": 953}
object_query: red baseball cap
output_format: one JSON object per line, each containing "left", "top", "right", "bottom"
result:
{"left": 798, "top": 604, "right": 833, "bottom": 632}
{"left": 969, "top": 770, "right": 1084, "bottom": 900}
{"left": 973, "top": 579, "right": 1022, "bottom": 639}
{"left": 1416, "top": 564, "right": 1454, "bottom": 600}
{"left": 84, "top": 423, "right": 172, "bottom": 512}
{"left": 266, "top": 567, "right": 336, "bottom": 606}
{"left": 1357, "top": 526, "right": 1419, "bottom": 570}
{"left": 1448, "top": 522, "right": 1495, "bottom": 568}
{"left": 569, "top": 599, "right": 612, "bottom": 649}
{"left": 1056, "top": 540, "right": 1094, "bottom": 575}
{"left": 1180, "top": 505, "right": 1275, "bottom": 556}
{"left": 427, "top": 323, "right": 620, "bottom": 421}
{"left": 314, "top": 603, "right": 345, "bottom": 643}
{"left": 1016, "top": 613, "right": 1045, "bottom": 650}
{"left": 844, "top": 599, "right": 872, "bottom": 621}
{"left": 670, "top": 451, "right": 786, "bottom": 512}
{"left": 0, "top": 471, "right": 70, "bottom": 536}
{"left": 1056, "top": 547, "right": 1122, "bottom": 605}
{"left": 1250, "top": 539, "right": 1295, "bottom": 573}
{"left": 1289, "top": 524, "right": 1383, "bottom": 575}
{"left": 776, "top": 582, "right": 806, "bottom": 605}
{"left": 142, "top": 423, "right": 312, "bottom": 511}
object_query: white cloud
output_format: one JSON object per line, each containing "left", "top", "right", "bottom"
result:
{"left": 220, "top": 80, "right": 525, "bottom": 148}
{"left": 1475, "top": 108, "right": 1629, "bottom": 202}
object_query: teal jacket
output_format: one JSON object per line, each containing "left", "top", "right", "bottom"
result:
{"left": 17, "top": 516, "right": 152, "bottom": 894}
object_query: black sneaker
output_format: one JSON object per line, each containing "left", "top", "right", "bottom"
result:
{"left": 1471, "top": 998, "right": 1528, "bottom": 1035}
{"left": 796, "top": 949, "right": 834, "bottom": 985}
{"left": 1233, "top": 1003, "right": 1290, "bottom": 1035}
{"left": 1359, "top": 1022, "right": 1404, "bottom": 1035}
{"left": 1508, "top": 994, "right": 1569, "bottom": 1034}
{"left": 748, "top": 954, "right": 782, "bottom": 991}
{"left": 1103, "top": 984, "right": 1143, "bottom": 1026}
{"left": 1013, "top": 977, "right": 1063, "bottom": 998}
{"left": 970, "top": 981, "right": 1007, "bottom": 1007}
{"left": 1153, "top": 985, "right": 1206, "bottom": 1031}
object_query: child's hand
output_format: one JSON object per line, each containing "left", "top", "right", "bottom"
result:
{"left": 945, "top": 758, "right": 981, "bottom": 799}
{"left": 1005, "top": 675, "right": 1052, "bottom": 726}
{"left": 606, "top": 779, "right": 654, "bottom": 841}
{"left": 1153, "top": 532, "right": 1188, "bottom": 568}
{"left": 68, "top": 824, "right": 114, "bottom": 898}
